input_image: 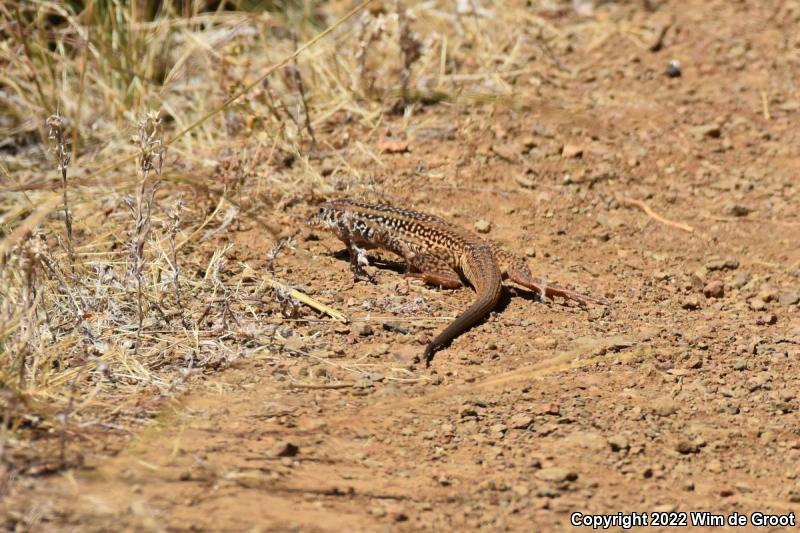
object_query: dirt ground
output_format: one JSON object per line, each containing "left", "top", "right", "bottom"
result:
{"left": 5, "top": 0, "right": 800, "bottom": 531}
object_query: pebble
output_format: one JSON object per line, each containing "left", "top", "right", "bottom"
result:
{"left": 676, "top": 441, "right": 700, "bottom": 454}
{"left": 756, "top": 313, "right": 777, "bottom": 325}
{"left": 608, "top": 435, "right": 630, "bottom": 452}
{"left": 724, "top": 204, "right": 751, "bottom": 217}
{"left": 562, "top": 144, "right": 584, "bottom": 158}
{"left": 474, "top": 220, "right": 491, "bottom": 233}
{"left": 508, "top": 413, "right": 535, "bottom": 430}
{"left": 779, "top": 291, "right": 800, "bottom": 306}
{"left": 533, "top": 337, "right": 558, "bottom": 350}
{"left": 749, "top": 298, "right": 766, "bottom": 311}
{"left": 703, "top": 280, "right": 724, "bottom": 298}
{"left": 731, "top": 272, "right": 750, "bottom": 289}
{"left": 691, "top": 123, "right": 722, "bottom": 140}
{"left": 357, "top": 324, "right": 374, "bottom": 336}
{"left": 268, "top": 441, "right": 299, "bottom": 458}
{"left": 682, "top": 295, "right": 701, "bottom": 310}
{"left": 705, "top": 258, "right": 739, "bottom": 271}
{"left": 535, "top": 468, "right": 578, "bottom": 483}
{"left": 665, "top": 59, "right": 682, "bottom": 78}
{"left": 653, "top": 398, "right": 678, "bottom": 417}
{"left": 732, "top": 358, "right": 748, "bottom": 370}
{"left": 524, "top": 247, "right": 536, "bottom": 258}
{"left": 489, "top": 424, "right": 508, "bottom": 436}
{"left": 757, "top": 288, "right": 778, "bottom": 302}
{"left": 566, "top": 431, "right": 607, "bottom": 450}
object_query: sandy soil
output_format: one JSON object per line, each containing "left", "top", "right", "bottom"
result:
{"left": 4, "top": 0, "right": 800, "bottom": 531}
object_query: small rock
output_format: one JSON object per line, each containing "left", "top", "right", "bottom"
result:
{"left": 705, "top": 258, "right": 739, "bottom": 271}
{"left": 608, "top": 435, "right": 630, "bottom": 452}
{"left": 474, "top": 220, "right": 492, "bottom": 234}
{"left": 562, "top": 144, "right": 584, "bottom": 158}
{"left": 269, "top": 441, "right": 299, "bottom": 458}
{"left": 489, "top": 423, "right": 508, "bottom": 436}
{"left": 537, "top": 402, "right": 560, "bottom": 416}
{"left": 749, "top": 298, "right": 766, "bottom": 311}
{"left": 508, "top": 413, "right": 535, "bottom": 430}
{"left": 756, "top": 313, "right": 777, "bottom": 326}
{"left": 535, "top": 467, "right": 578, "bottom": 483}
{"left": 653, "top": 504, "right": 676, "bottom": 513}
{"left": 682, "top": 295, "right": 701, "bottom": 310}
{"left": 357, "top": 324, "right": 374, "bottom": 336}
{"left": 757, "top": 288, "right": 778, "bottom": 302}
{"left": 703, "top": 280, "right": 724, "bottom": 298}
{"left": 653, "top": 398, "right": 678, "bottom": 417}
{"left": 676, "top": 441, "right": 700, "bottom": 454}
{"left": 524, "top": 247, "right": 536, "bottom": 258}
{"left": 665, "top": 59, "right": 682, "bottom": 78}
{"left": 566, "top": 431, "right": 607, "bottom": 450}
{"left": 691, "top": 123, "right": 722, "bottom": 140}
{"left": 732, "top": 359, "right": 748, "bottom": 371}
{"left": 533, "top": 337, "right": 558, "bottom": 350}
{"left": 779, "top": 291, "right": 800, "bottom": 306}
{"left": 369, "top": 506, "right": 387, "bottom": 517}
{"left": 731, "top": 272, "right": 750, "bottom": 289}
{"left": 725, "top": 204, "right": 751, "bottom": 217}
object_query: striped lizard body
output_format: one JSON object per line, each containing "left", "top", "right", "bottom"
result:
{"left": 308, "top": 198, "right": 605, "bottom": 365}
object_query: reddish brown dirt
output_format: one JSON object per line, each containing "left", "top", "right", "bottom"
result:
{"left": 5, "top": 0, "right": 800, "bottom": 531}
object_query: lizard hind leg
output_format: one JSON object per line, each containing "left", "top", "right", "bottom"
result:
{"left": 404, "top": 253, "right": 463, "bottom": 289}
{"left": 405, "top": 271, "right": 463, "bottom": 289}
{"left": 499, "top": 250, "right": 606, "bottom": 306}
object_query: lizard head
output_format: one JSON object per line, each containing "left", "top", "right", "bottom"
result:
{"left": 306, "top": 201, "right": 344, "bottom": 231}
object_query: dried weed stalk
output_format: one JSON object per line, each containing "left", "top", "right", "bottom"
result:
{"left": 290, "top": 34, "right": 316, "bottom": 146}
{"left": 128, "top": 112, "right": 164, "bottom": 355}
{"left": 396, "top": 2, "right": 422, "bottom": 98}
{"left": 46, "top": 115, "right": 75, "bottom": 267}
{"left": 355, "top": 11, "right": 386, "bottom": 95}
{"left": 165, "top": 198, "right": 190, "bottom": 330}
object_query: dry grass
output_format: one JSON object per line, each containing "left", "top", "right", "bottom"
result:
{"left": 0, "top": 0, "right": 601, "bottom": 483}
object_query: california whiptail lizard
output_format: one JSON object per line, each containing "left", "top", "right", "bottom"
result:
{"left": 308, "top": 198, "right": 606, "bottom": 365}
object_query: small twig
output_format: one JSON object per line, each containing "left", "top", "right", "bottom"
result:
{"left": 263, "top": 278, "right": 348, "bottom": 323}
{"left": 166, "top": 198, "right": 190, "bottom": 330}
{"left": 290, "top": 33, "right": 316, "bottom": 147}
{"left": 761, "top": 91, "right": 771, "bottom": 120}
{"left": 59, "top": 364, "right": 85, "bottom": 469}
{"left": 289, "top": 382, "right": 356, "bottom": 390}
{"left": 619, "top": 197, "right": 694, "bottom": 233}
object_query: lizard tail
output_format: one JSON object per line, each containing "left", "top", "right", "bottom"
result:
{"left": 424, "top": 247, "right": 502, "bottom": 365}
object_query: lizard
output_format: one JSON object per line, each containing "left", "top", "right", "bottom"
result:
{"left": 307, "top": 198, "right": 606, "bottom": 365}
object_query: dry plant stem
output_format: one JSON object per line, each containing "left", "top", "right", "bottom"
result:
{"left": 619, "top": 197, "right": 694, "bottom": 233}
{"left": 263, "top": 278, "right": 349, "bottom": 323}
{"left": 167, "top": 200, "right": 190, "bottom": 330}
{"left": 59, "top": 364, "right": 84, "bottom": 469}
{"left": 291, "top": 34, "right": 316, "bottom": 146}
{"left": 131, "top": 113, "right": 165, "bottom": 356}
{"left": 396, "top": 1, "right": 422, "bottom": 98}
{"left": 46, "top": 115, "right": 75, "bottom": 268}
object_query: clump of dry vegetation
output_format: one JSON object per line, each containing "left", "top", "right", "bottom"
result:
{"left": 0, "top": 0, "right": 584, "bottom": 483}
